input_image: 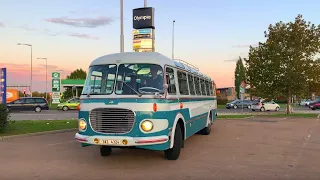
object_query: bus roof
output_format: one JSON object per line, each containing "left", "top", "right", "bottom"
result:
{"left": 90, "top": 52, "right": 212, "bottom": 81}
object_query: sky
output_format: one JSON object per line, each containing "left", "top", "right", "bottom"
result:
{"left": 1, "top": 0, "right": 320, "bottom": 93}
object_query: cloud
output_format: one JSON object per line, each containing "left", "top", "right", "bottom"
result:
{"left": 67, "top": 32, "right": 99, "bottom": 40}
{"left": 44, "top": 16, "right": 114, "bottom": 28}
{"left": 18, "top": 24, "right": 36, "bottom": 31}
{"left": 0, "top": 22, "right": 4, "bottom": 27}
{"left": 232, "top": 44, "right": 259, "bottom": 48}
{"left": 15, "top": 26, "right": 100, "bottom": 40}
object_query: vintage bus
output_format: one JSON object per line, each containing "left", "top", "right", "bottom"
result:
{"left": 75, "top": 52, "right": 217, "bottom": 160}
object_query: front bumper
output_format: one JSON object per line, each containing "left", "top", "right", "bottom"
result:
{"left": 75, "top": 133, "right": 169, "bottom": 146}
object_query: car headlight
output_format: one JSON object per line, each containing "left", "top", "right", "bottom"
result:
{"left": 141, "top": 120, "right": 153, "bottom": 132}
{"left": 79, "top": 119, "right": 87, "bottom": 130}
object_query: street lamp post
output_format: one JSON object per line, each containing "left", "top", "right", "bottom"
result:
{"left": 120, "top": 0, "right": 124, "bottom": 53}
{"left": 18, "top": 43, "right": 32, "bottom": 97}
{"left": 144, "top": 0, "right": 147, "bottom": 7}
{"left": 37, "top": 58, "right": 48, "bottom": 99}
{"left": 172, "top": 20, "right": 175, "bottom": 59}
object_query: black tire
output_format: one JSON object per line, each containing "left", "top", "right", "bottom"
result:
{"left": 165, "top": 123, "right": 182, "bottom": 160}
{"left": 100, "top": 146, "right": 112, "bottom": 156}
{"left": 199, "top": 113, "right": 212, "bottom": 135}
{"left": 233, "top": 105, "right": 238, "bottom": 109}
{"left": 34, "top": 106, "right": 42, "bottom": 112}
{"left": 62, "top": 106, "right": 69, "bottom": 111}
{"left": 260, "top": 107, "right": 265, "bottom": 112}
{"left": 252, "top": 109, "right": 255, "bottom": 111}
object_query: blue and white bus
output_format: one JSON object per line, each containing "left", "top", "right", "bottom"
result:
{"left": 75, "top": 52, "right": 217, "bottom": 160}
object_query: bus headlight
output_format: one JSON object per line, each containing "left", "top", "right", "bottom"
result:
{"left": 141, "top": 120, "right": 153, "bottom": 132}
{"left": 79, "top": 119, "right": 87, "bottom": 130}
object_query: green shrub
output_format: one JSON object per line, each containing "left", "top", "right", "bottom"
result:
{"left": 0, "top": 104, "right": 10, "bottom": 131}
{"left": 217, "top": 98, "right": 228, "bottom": 105}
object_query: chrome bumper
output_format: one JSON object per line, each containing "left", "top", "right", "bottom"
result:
{"left": 75, "top": 133, "right": 169, "bottom": 146}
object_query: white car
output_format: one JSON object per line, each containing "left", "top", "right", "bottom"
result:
{"left": 299, "top": 99, "right": 312, "bottom": 106}
{"left": 251, "top": 100, "right": 280, "bottom": 112}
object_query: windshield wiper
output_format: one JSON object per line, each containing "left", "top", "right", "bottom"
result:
{"left": 121, "top": 81, "right": 142, "bottom": 97}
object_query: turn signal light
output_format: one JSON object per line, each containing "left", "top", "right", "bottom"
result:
{"left": 153, "top": 103, "right": 157, "bottom": 112}
{"left": 179, "top": 102, "right": 183, "bottom": 109}
{"left": 77, "top": 104, "right": 81, "bottom": 111}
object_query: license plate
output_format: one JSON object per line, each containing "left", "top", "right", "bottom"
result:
{"left": 99, "top": 139, "right": 121, "bottom": 145}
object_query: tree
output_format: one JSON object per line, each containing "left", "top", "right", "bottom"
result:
{"left": 234, "top": 57, "right": 246, "bottom": 99}
{"left": 66, "top": 68, "right": 87, "bottom": 79}
{"left": 245, "top": 14, "right": 320, "bottom": 114}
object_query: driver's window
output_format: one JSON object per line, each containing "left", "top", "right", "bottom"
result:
{"left": 165, "top": 67, "right": 176, "bottom": 95}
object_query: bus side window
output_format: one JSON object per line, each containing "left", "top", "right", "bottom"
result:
{"left": 208, "top": 81, "right": 213, "bottom": 96}
{"left": 166, "top": 67, "right": 176, "bottom": 94}
{"left": 188, "top": 74, "right": 195, "bottom": 95}
{"left": 206, "top": 80, "right": 211, "bottom": 96}
{"left": 212, "top": 82, "right": 216, "bottom": 96}
{"left": 194, "top": 76, "right": 201, "bottom": 95}
{"left": 200, "top": 78, "right": 206, "bottom": 96}
{"left": 177, "top": 70, "right": 189, "bottom": 95}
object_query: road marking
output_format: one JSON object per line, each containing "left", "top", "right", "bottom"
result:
{"left": 280, "top": 117, "right": 287, "bottom": 121}
{"left": 46, "top": 140, "right": 76, "bottom": 146}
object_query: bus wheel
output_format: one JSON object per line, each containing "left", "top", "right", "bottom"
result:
{"left": 100, "top": 146, "right": 112, "bottom": 156}
{"left": 200, "top": 113, "right": 212, "bottom": 135}
{"left": 164, "top": 123, "right": 182, "bottom": 160}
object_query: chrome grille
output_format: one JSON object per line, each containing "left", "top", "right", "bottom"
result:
{"left": 90, "top": 108, "right": 135, "bottom": 134}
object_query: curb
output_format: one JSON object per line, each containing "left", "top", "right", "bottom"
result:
{"left": 0, "top": 128, "right": 78, "bottom": 141}
{"left": 217, "top": 116, "right": 255, "bottom": 120}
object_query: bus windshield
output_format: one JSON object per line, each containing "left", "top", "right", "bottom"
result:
{"left": 81, "top": 63, "right": 164, "bottom": 96}
{"left": 115, "top": 63, "right": 164, "bottom": 95}
{"left": 82, "top": 64, "right": 117, "bottom": 95}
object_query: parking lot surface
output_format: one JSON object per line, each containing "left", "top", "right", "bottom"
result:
{"left": 1, "top": 116, "right": 320, "bottom": 180}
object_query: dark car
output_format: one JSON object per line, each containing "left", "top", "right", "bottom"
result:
{"left": 309, "top": 101, "right": 320, "bottom": 110}
{"left": 226, "top": 100, "right": 253, "bottom": 109}
{"left": 6, "top": 97, "right": 49, "bottom": 112}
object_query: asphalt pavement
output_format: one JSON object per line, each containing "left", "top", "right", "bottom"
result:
{"left": 8, "top": 106, "right": 318, "bottom": 120}
{"left": 1, "top": 116, "right": 319, "bottom": 179}
{"left": 9, "top": 110, "right": 77, "bottom": 120}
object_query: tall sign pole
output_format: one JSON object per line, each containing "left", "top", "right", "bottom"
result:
{"left": 132, "top": 7, "right": 155, "bottom": 52}
{"left": 0, "top": 68, "right": 7, "bottom": 105}
{"left": 51, "top": 72, "right": 61, "bottom": 104}
{"left": 120, "top": 0, "right": 124, "bottom": 53}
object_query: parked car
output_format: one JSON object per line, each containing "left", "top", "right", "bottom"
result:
{"left": 251, "top": 100, "right": 280, "bottom": 112}
{"left": 226, "top": 99, "right": 252, "bottom": 109}
{"left": 308, "top": 100, "right": 320, "bottom": 109}
{"left": 307, "top": 100, "right": 317, "bottom": 107}
{"left": 310, "top": 101, "right": 320, "bottom": 110}
{"left": 56, "top": 98, "right": 80, "bottom": 111}
{"left": 299, "top": 99, "right": 312, "bottom": 106}
{"left": 6, "top": 97, "right": 49, "bottom": 112}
